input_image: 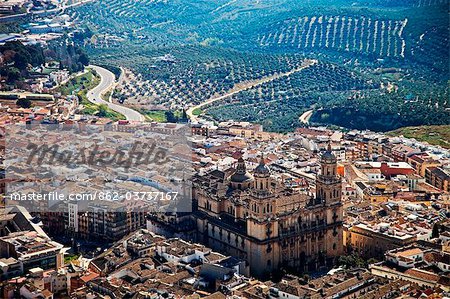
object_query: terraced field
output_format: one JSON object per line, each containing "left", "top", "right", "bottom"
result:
{"left": 102, "top": 47, "right": 309, "bottom": 110}
{"left": 413, "top": 0, "right": 448, "bottom": 7}
{"left": 257, "top": 16, "right": 408, "bottom": 58}
{"left": 72, "top": 0, "right": 449, "bottom": 132}
{"left": 102, "top": 0, "right": 167, "bottom": 18}
{"left": 206, "top": 62, "right": 381, "bottom": 131}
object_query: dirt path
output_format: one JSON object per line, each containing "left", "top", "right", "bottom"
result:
{"left": 187, "top": 59, "right": 318, "bottom": 122}
{"left": 299, "top": 109, "right": 314, "bottom": 124}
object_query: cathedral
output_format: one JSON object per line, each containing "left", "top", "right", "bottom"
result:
{"left": 192, "top": 144, "right": 344, "bottom": 278}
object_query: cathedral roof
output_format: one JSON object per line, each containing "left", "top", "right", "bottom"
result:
{"left": 230, "top": 172, "right": 254, "bottom": 183}
{"left": 254, "top": 156, "right": 270, "bottom": 175}
{"left": 230, "top": 157, "right": 254, "bottom": 183}
{"left": 321, "top": 143, "right": 337, "bottom": 164}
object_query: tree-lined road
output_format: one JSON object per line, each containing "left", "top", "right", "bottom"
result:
{"left": 87, "top": 65, "right": 145, "bottom": 122}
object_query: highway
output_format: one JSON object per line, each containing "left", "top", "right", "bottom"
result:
{"left": 87, "top": 65, "right": 145, "bottom": 122}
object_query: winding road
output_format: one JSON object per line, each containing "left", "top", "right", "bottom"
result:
{"left": 186, "top": 59, "right": 318, "bottom": 123}
{"left": 87, "top": 65, "right": 145, "bottom": 122}
{"left": 299, "top": 109, "right": 314, "bottom": 125}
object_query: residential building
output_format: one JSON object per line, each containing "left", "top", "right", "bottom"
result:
{"left": 425, "top": 167, "right": 450, "bottom": 192}
{"left": 0, "top": 231, "right": 64, "bottom": 278}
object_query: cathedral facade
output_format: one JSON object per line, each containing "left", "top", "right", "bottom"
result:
{"left": 192, "top": 145, "right": 344, "bottom": 278}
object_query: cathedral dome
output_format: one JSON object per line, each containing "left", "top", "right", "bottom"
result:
{"left": 254, "top": 156, "right": 270, "bottom": 176}
{"left": 230, "top": 157, "right": 254, "bottom": 183}
{"left": 230, "top": 172, "right": 254, "bottom": 183}
{"left": 321, "top": 143, "right": 337, "bottom": 164}
{"left": 321, "top": 151, "right": 337, "bottom": 163}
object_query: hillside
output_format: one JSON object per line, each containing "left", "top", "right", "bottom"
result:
{"left": 387, "top": 125, "right": 450, "bottom": 149}
{"left": 70, "top": 0, "right": 449, "bottom": 132}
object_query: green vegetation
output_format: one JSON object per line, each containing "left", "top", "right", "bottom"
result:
{"left": 95, "top": 104, "right": 125, "bottom": 120}
{"left": 71, "top": 0, "right": 449, "bottom": 132}
{"left": 0, "top": 42, "right": 45, "bottom": 89}
{"left": 142, "top": 110, "right": 167, "bottom": 122}
{"left": 102, "top": 90, "right": 112, "bottom": 102}
{"left": 0, "top": 41, "right": 90, "bottom": 91}
{"left": 94, "top": 46, "right": 310, "bottom": 110}
{"left": 46, "top": 43, "right": 89, "bottom": 73}
{"left": 56, "top": 71, "right": 96, "bottom": 96}
{"left": 311, "top": 82, "right": 449, "bottom": 132}
{"left": 207, "top": 61, "right": 380, "bottom": 132}
{"left": 64, "top": 253, "right": 80, "bottom": 264}
{"left": 79, "top": 96, "right": 125, "bottom": 122}
{"left": 338, "top": 254, "right": 378, "bottom": 269}
{"left": 57, "top": 70, "right": 125, "bottom": 121}
{"left": 141, "top": 109, "right": 186, "bottom": 123}
{"left": 0, "top": 20, "right": 25, "bottom": 34}
{"left": 387, "top": 125, "right": 450, "bottom": 149}
{"left": 192, "top": 108, "right": 202, "bottom": 116}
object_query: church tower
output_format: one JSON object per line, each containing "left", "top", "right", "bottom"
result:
{"left": 316, "top": 143, "right": 344, "bottom": 260}
{"left": 253, "top": 155, "right": 271, "bottom": 193}
{"left": 316, "top": 143, "right": 341, "bottom": 206}
{"left": 249, "top": 156, "right": 276, "bottom": 219}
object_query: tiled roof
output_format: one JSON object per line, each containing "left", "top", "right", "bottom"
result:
{"left": 404, "top": 268, "right": 439, "bottom": 282}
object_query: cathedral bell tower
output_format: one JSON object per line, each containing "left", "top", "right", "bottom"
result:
{"left": 248, "top": 156, "right": 275, "bottom": 220}
{"left": 316, "top": 143, "right": 344, "bottom": 259}
{"left": 316, "top": 143, "right": 342, "bottom": 206}
{"left": 253, "top": 155, "right": 271, "bottom": 194}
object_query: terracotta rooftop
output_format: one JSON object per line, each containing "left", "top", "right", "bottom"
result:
{"left": 395, "top": 248, "right": 423, "bottom": 258}
{"left": 80, "top": 272, "right": 99, "bottom": 283}
{"left": 404, "top": 268, "right": 439, "bottom": 282}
